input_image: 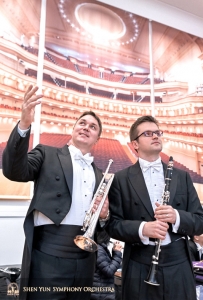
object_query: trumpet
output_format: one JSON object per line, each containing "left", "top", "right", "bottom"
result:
{"left": 144, "top": 156, "right": 174, "bottom": 286}
{"left": 74, "top": 159, "right": 114, "bottom": 252}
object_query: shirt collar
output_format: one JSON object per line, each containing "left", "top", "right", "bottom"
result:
{"left": 139, "top": 157, "right": 161, "bottom": 171}
{"left": 68, "top": 144, "right": 94, "bottom": 166}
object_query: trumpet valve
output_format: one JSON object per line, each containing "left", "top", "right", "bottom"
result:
{"left": 98, "top": 183, "right": 107, "bottom": 195}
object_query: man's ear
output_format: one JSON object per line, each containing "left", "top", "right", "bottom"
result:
{"left": 95, "top": 137, "right": 99, "bottom": 144}
{"left": 132, "top": 140, "right": 138, "bottom": 152}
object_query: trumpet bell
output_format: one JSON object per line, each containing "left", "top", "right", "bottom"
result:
{"left": 74, "top": 235, "right": 98, "bottom": 252}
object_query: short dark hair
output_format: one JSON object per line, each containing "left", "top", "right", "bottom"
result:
{"left": 96, "top": 230, "right": 110, "bottom": 245}
{"left": 129, "top": 115, "right": 159, "bottom": 141}
{"left": 75, "top": 111, "right": 102, "bottom": 137}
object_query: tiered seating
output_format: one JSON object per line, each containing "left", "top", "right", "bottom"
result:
{"left": 53, "top": 78, "right": 65, "bottom": 87}
{"left": 164, "top": 130, "right": 203, "bottom": 138}
{"left": 27, "top": 46, "right": 39, "bottom": 56}
{"left": 160, "top": 152, "right": 203, "bottom": 184}
{"left": 126, "top": 145, "right": 203, "bottom": 184}
{"left": 25, "top": 68, "right": 37, "bottom": 78}
{"left": 28, "top": 134, "right": 71, "bottom": 151}
{"left": 39, "top": 133, "right": 71, "bottom": 147}
{"left": 141, "top": 96, "right": 162, "bottom": 103}
{"left": 0, "top": 142, "right": 7, "bottom": 168}
{"left": 44, "top": 52, "right": 59, "bottom": 65}
{"left": 141, "top": 78, "right": 149, "bottom": 84}
{"left": 28, "top": 135, "right": 133, "bottom": 173}
{"left": 124, "top": 76, "right": 144, "bottom": 84}
{"left": 43, "top": 73, "right": 55, "bottom": 85}
{"left": 66, "top": 81, "right": 86, "bottom": 93}
{"left": 91, "top": 138, "right": 132, "bottom": 173}
{"left": 127, "top": 142, "right": 137, "bottom": 156}
{"left": 117, "top": 93, "right": 133, "bottom": 101}
{"left": 88, "top": 87, "right": 113, "bottom": 98}
{"left": 103, "top": 72, "right": 123, "bottom": 82}
{"left": 1, "top": 137, "right": 203, "bottom": 184}
{"left": 82, "top": 67, "right": 100, "bottom": 78}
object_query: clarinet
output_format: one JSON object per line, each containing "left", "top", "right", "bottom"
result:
{"left": 144, "top": 156, "right": 174, "bottom": 286}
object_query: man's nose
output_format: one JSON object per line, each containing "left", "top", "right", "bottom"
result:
{"left": 152, "top": 132, "right": 159, "bottom": 137}
{"left": 84, "top": 124, "right": 89, "bottom": 131}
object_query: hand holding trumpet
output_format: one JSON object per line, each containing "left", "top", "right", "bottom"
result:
{"left": 92, "top": 195, "right": 109, "bottom": 220}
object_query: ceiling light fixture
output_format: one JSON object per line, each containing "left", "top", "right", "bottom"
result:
{"left": 57, "top": 1, "right": 139, "bottom": 47}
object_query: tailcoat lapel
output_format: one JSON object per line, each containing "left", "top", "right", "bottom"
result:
{"left": 58, "top": 145, "right": 73, "bottom": 196}
{"left": 128, "top": 161, "right": 154, "bottom": 219}
{"left": 57, "top": 145, "right": 103, "bottom": 197}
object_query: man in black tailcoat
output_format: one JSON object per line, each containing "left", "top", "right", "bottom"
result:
{"left": 108, "top": 115, "right": 203, "bottom": 300}
{"left": 2, "top": 85, "right": 109, "bottom": 300}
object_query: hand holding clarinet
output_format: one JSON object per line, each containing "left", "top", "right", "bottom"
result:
{"left": 144, "top": 156, "right": 174, "bottom": 286}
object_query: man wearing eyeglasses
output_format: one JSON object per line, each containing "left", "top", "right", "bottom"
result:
{"left": 107, "top": 115, "right": 203, "bottom": 300}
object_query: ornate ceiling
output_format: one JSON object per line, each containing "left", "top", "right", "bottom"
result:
{"left": 0, "top": 0, "right": 202, "bottom": 75}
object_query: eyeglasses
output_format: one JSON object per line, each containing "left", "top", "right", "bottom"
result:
{"left": 134, "top": 130, "right": 163, "bottom": 140}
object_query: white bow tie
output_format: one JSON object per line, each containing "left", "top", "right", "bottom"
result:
{"left": 142, "top": 161, "right": 162, "bottom": 172}
{"left": 74, "top": 152, "right": 93, "bottom": 166}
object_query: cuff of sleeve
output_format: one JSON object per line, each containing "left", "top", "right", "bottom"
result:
{"left": 18, "top": 125, "right": 30, "bottom": 137}
{"left": 139, "top": 221, "right": 149, "bottom": 245}
{"left": 99, "top": 210, "right": 110, "bottom": 222}
{"left": 172, "top": 209, "right": 180, "bottom": 233}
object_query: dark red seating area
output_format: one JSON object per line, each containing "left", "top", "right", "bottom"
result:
{"left": 141, "top": 96, "right": 162, "bottom": 103}
{"left": 79, "top": 65, "right": 100, "bottom": 78}
{"left": 25, "top": 70, "right": 164, "bottom": 101}
{"left": 26, "top": 46, "right": 39, "bottom": 56}
{"left": 103, "top": 72, "right": 123, "bottom": 82}
{"left": 25, "top": 68, "right": 37, "bottom": 78}
{"left": 127, "top": 142, "right": 137, "bottom": 156}
{"left": 117, "top": 93, "right": 141, "bottom": 101}
{"left": 44, "top": 53, "right": 77, "bottom": 72}
{"left": 160, "top": 152, "right": 203, "bottom": 184}
{"left": 0, "top": 104, "right": 21, "bottom": 112}
{"left": 28, "top": 133, "right": 71, "bottom": 152}
{"left": 39, "top": 133, "right": 71, "bottom": 147}
{"left": 66, "top": 81, "right": 86, "bottom": 93}
{"left": 124, "top": 76, "right": 143, "bottom": 84}
{"left": 88, "top": 87, "right": 113, "bottom": 98}
{"left": 91, "top": 138, "right": 133, "bottom": 173}
{"left": 24, "top": 47, "right": 166, "bottom": 87}
{"left": 0, "top": 142, "right": 7, "bottom": 168}
{"left": 0, "top": 135, "right": 132, "bottom": 172}
{"left": 164, "top": 130, "right": 203, "bottom": 138}
{"left": 1, "top": 136, "right": 203, "bottom": 183}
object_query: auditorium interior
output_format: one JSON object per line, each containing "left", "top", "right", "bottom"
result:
{"left": 0, "top": 0, "right": 203, "bottom": 271}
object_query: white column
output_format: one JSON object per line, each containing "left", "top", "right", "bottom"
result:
{"left": 30, "top": 0, "right": 46, "bottom": 200}
{"left": 33, "top": 0, "right": 47, "bottom": 147}
{"left": 149, "top": 20, "right": 155, "bottom": 117}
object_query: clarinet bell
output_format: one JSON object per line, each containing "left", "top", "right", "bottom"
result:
{"left": 144, "top": 263, "right": 160, "bottom": 286}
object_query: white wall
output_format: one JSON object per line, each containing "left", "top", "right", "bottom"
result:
{"left": 0, "top": 201, "right": 29, "bottom": 266}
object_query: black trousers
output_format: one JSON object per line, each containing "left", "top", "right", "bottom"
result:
{"left": 123, "top": 258, "right": 196, "bottom": 300}
{"left": 123, "top": 239, "right": 196, "bottom": 300}
{"left": 26, "top": 249, "right": 96, "bottom": 300}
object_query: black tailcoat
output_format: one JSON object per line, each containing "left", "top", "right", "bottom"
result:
{"left": 2, "top": 124, "right": 103, "bottom": 299}
{"left": 107, "top": 161, "right": 203, "bottom": 299}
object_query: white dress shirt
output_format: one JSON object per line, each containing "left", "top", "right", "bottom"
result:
{"left": 17, "top": 126, "right": 96, "bottom": 226}
{"left": 138, "top": 157, "right": 180, "bottom": 245}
